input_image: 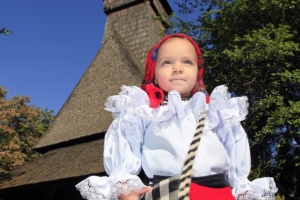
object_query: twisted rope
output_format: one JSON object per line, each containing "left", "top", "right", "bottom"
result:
{"left": 178, "top": 112, "right": 206, "bottom": 200}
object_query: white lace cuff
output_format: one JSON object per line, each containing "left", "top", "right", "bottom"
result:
{"left": 76, "top": 176, "right": 108, "bottom": 200}
{"left": 108, "top": 168, "right": 146, "bottom": 199}
{"left": 76, "top": 170, "right": 146, "bottom": 200}
{"left": 232, "top": 177, "right": 278, "bottom": 200}
{"left": 110, "top": 178, "right": 146, "bottom": 199}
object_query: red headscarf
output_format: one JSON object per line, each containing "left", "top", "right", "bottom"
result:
{"left": 141, "top": 33, "right": 209, "bottom": 107}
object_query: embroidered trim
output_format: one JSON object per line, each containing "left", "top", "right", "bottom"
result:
{"left": 237, "top": 190, "right": 275, "bottom": 200}
{"left": 190, "top": 93, "right": 206, "bottom": 122}
{"left": 229, "top": 175, "right": 249, "bottom": 189}
{"left": 109, "top": 169, "right": 146, "bottom": 199}
{"left": 76, "top": 179, "right": 106, "bottom": 200}
{"left": 110, "top": 179, "right": 146, "bottom": 199}
{"left": 213, "top": 85, "right": 231, "bottom": 102}
{"left": 134, "top": 106, "right": 174, "bottom": 122}
{"left": 153, "top": 117, "right": 179, "bottom": 134}
{"left": 234, "top": 178, "right": 277, "bottom": 200}
{"left": 207, "top": 85, "right": 249, "bottom": 144}
{"left": 120, "top": 115, "right": 143, "bottom": 143}
{"left": 105, "top": 86, "right": 207, "bottom": 124}
{"left": 105, "top": 96, "right": 128, "bottom": 115}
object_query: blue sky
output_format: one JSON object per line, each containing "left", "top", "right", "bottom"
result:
{"left": 1, "top": 1, "right": 185, "bottom": 115}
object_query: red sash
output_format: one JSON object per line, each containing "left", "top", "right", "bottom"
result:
{"left": 190, "top": 183, "right": 235, "bottom": 200}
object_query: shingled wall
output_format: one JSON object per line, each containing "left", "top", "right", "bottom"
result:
{"left": 103, "top": 0, "right": 168, "bottom": 68}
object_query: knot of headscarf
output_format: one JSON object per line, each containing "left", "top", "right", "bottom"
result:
{"left": 141, "top": 33, "right": 209, "bottom": 108}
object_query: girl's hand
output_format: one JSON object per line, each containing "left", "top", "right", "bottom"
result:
{"left": 118, "top": 186, "right": 152, "bottom": 200}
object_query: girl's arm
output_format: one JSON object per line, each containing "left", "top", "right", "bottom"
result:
{"left": 76, "top": 86, "right": 152, "bottom": 200}
{"left": 207, "top": 85, "right": 277, "bottom": 199}
{"left": 228, "top": 134, "right": 277, "bottom": 199}
{"left": 76, "top": 115, "right": 149, "bottom": 200}
{"left": 103, "top": 114, "right": 149, "bottom": 199}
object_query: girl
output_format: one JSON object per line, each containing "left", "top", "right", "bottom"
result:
{"left": 76, "top": 34, "right": 277, "bottom": 200}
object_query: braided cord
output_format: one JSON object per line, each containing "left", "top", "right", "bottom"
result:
{"left": 178, "top": 113, "right": 206, "bottom": 200}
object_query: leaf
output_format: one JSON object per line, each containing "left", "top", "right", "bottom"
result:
{"left": 0, "top": 86, "right": 54, "bottom": 173}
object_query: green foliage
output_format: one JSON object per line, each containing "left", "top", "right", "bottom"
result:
{"left": 0, "top": 28, "right": 12, "bottom": 35}
{"left": 167, "top": 0, "right": 300, "bottom": 198}
{"left": 0, "top": 86, "right": 54, "bottom": 173}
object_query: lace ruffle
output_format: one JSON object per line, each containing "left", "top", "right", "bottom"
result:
{"left": 105, "top": 86, "right": 174, "bottom": 122}
{"left": 109, "top": 168, "right": 146, "bottom": 199}
{"left": 76, "top": 179, "right": 106, "bottom": 200}
{"left": 207, "top": 85, "right": 249, "bottom": 144}
{"left": 106, "top": 85, "right": 248, "bottom": 145}
{"left": 190, "top": 92, "right": 206, "bottom": 122}
{"left": 230, "top": 175, "right": 249, "bottom": 189}
{"left": 105, "top": 86, "right": 206, "bottom": 123}
{"left": 104, "top": 86, "right": 148, "bottom": 113}
{"left": 75, "top": 176, "right": 146, "bottom": 200}
{"left": 237, "top": 189, "right": 276, "bottom": 200}
{"left": 237, "top": 190, "right": 269, "bottom": 200}
{"left": 151, "top": 92, "right": 206, "bottom": 134}
{"left": 110, "top": 178, "right": 146, "bottom": 199}
{"left": 209, "top": 85, "right": 248, "bottom": 122}
{"left": 233, "top": 177, "right": 277, "bottom": 200}
{"left": 105, "top": 95, "right": 128, "bottom": 115}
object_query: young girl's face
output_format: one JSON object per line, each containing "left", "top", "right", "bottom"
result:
{"left": 155, "top": 37, "right": 198, "bottom": 97}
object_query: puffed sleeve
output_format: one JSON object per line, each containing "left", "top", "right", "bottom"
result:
{"left": 76, "top": 86, "right": 150, "bottom": 200}
{"left": 207, "top": 85, "right": 278, "bottom": 200}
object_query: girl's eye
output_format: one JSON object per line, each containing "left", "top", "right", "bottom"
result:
{"left": 184, "top": 60, "right": 193, "bottom": 65}
{"left": 162, "top": 60, "right": 171, "bottom": 65}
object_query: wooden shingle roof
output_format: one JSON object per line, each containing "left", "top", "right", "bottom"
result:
{"left": 33, "top": 30, "right": 144, "bottom": 150}
{"left": 103, "top": 0, "right": 167, "bottom": 66}
{"left": 0, "top": 139, "right": 105, "bottom": 189}
{"left": 104, "top": 0, "right": 172, "bottom": 15}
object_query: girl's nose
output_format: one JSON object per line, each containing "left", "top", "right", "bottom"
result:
{"left": 173, "top": 63, "right": 183, "bottom": 74}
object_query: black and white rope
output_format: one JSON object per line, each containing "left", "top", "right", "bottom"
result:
{"left": 142, "top": 112, "right": 206, "bottom": 200}
{"left": 178, "top": 113, "right": 206, "bottom": 200}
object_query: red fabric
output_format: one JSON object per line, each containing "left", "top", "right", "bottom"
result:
{"left": 189, "top": 183, "right": 235, "bottom": 200}
{"left": 141, "top": 33, "right": 210, "bottom": 108}
{"left": 141, "top": 83, "right": 164, "bottom": 108}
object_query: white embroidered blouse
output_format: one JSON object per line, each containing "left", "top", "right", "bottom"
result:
{"left": 76, "top": 85, "right": 277, "bottom": 200}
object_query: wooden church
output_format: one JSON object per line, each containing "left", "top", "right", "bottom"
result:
{"left": 0, "top": 0, "right": 172, "bottom": 199}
